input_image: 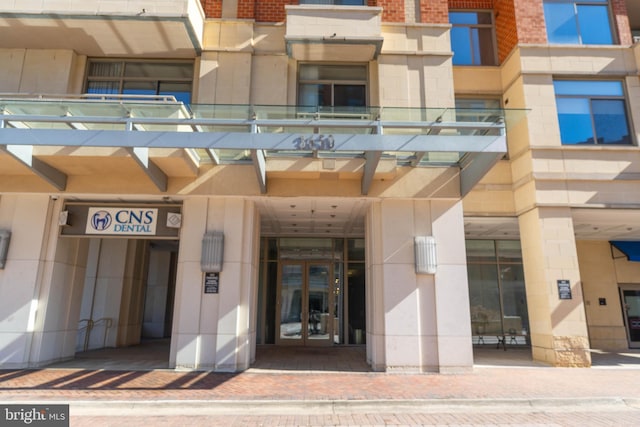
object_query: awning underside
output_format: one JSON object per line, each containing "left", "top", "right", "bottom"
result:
{"left": 0, "top": 97, "right": 525, "bottom": 195}
{"left": 611, "top": 241, "right": 640, "bottom": 262}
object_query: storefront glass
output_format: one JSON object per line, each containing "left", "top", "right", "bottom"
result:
{"left": 466, "top": 239, "right": 530, "bottom": 346}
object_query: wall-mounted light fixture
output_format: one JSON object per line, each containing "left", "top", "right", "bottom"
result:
{"left": 414, "top": 236, "right": 437, "bottom": 274}
{"left": 0, "top": 229, "right": 11, "bottom": 269}
{"left": 201, "top": 231, "right": 224, "bottom": 272}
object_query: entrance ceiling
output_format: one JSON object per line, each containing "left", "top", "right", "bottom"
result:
{"left": 465, "top": 209, "right": 640, "bottom": 241}
{"left": 256, "top": 197, "right": 368, "bottom": 237}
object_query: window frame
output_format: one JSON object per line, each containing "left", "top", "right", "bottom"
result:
{"left": 543, "top": 0, "right": 616, "bottom": 45}
{"left": 84, "top": 59, "right": 195, "bottom": 104}
{"left": 297, "top": 63, "right": 369, "bottom": 108}
{"left": 449, "top": 9, "right": 498, "bottom": 66}
{"left": 553, "top": 79, "right": 633, "bottom": 146}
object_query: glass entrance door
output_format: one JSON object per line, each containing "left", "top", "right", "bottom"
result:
{"left": 277, "top": 262, "right": 333, "bottom": 346}
{"left": 621, "top": 287, "right": 640, "bottom": 349}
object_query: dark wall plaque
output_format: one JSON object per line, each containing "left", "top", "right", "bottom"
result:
{"left": 557, "top": 279, "right": 572, "bottom": 300}
{"left": 204, "top": 272, "right": 219, "bottom": 294}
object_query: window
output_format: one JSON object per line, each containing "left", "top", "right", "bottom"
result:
{"left": 455, "top": 98, "right": 502, "bottom": 136}
{"left": 543, "top": 0, "right": 613, "bottom": 45}
{"left": 466, "top": 240, "right": 529, "bottom": 346}
{"left": 449, "top": 11, "right": 497, "bottom": 66}
{"left": 554, "top": 80, "right": 631, "bottom": 145}
{"left": 299, "top": 0, "right": 365, "bottom": 4}
{"left": 85, "top": 60, "right": 194, "bottom": 104}
{"left": 298, "top": 64, "right": 367, "bottom": 107}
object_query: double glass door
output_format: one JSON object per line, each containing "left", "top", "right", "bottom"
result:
{"left": 277, "top": 262, "right": 333, "bottom": 346}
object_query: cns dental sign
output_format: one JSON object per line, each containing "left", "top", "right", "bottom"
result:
{"left": 86, "top": 207, "right": 158, "bottom": 236}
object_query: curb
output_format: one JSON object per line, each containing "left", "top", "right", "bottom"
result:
{"left": 5, "top": 397, "right": 637, "bottom": 416}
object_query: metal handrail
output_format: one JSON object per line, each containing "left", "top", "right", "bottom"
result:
{"left": 77, "top": 317, "right": 113, "bottom": 351}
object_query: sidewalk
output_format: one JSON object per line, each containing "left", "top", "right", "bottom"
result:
{"left": 0, "top": 351, "right": 640, "bottom": 413}
{"left": 1, "top": 347, "right": 640, "bottom": 424}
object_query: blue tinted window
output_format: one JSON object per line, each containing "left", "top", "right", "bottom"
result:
{"left": 554, "top": 80, "right": 631, "bottom": 145}
{"left": 577, "top": 5, "right": 613, "bottom": 44}
{"left": 544, "top": 1, "right": 613, "bottom": 45}
{"left": 554, "top": 80, "right": 623, "bottom": 96}
{"left": 557, "top": 98, "right": 594, "bottom": 144}
{"left": 592, "top": 99, "right": 630, "bottom": 144}
{"left": 299, "top": 0, "right": 365, "bottom": 4}
{"left": 451, "top": 27, "right": 474, "bottom": 65}
{"left": 450, "top": 12, "right": 482, "bottom": 25}
{"left": 449, "top": 11, "right": 496, "bottom": 66}
{"left": 544, "top": 3, "right": 580, "bottom": 44}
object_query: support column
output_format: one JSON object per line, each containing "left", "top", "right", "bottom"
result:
{"left": 171, "top": 197, "right": 259, "bottom": 372}
{"left": 0, "top": 195, "right": 89, "bottom": 368}
{"left": 366, "top": 199, "right": 472, "bottom": 373}
{"left": 519, "top": 207, "right": 591, "bottom": 367}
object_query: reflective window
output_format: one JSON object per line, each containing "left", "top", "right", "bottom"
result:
{"left": 467, "top": 239, "right": 529, "bottom": 346}
{"left": 299, "top": 0, "right": 365, "bottom": 3}
{"left": 554, "top": 80, "right": 631, "bottom": 145}
{"left": 449, "top": 11, "right": 497, "bottom": 65}
{"left": 298, "top": 64, "right": 367, "bottom": 107}
{"left": 544, "top": 0, "right": 613, "bottom": 45}
{"left": 85, "top": 60, "right": 194, "bottom": 104}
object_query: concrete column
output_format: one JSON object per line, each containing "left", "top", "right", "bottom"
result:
{"left": 366, "top": 199, "right": 472, "bottom": 373}
{"left": 431, "top": 200, "right": 473, "bottom": 373}
{"left": 519, "top": 207, "right": 591, "bottom": 367}
{"left": 171, "top": 197, "right": 260, "bottom": 372}
{"left": 143, "top": 250, "right": 173, "bottom": 338}
{"left": 116, "top": 240, "right": 149, "bottom": 347}
{"left": 0, "top": 195, "right": 90, "bottom": 368}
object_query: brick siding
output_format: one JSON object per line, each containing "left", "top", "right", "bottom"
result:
{"left": 448, "top": 0, "right": 493, "bottom": 9}
{"left": 237, "top": 0, "right": 255, "bottom": 19}
{"left": 612, "top": 0, "right": 632, "bottom": 45}
{"left": 420, "top": 0, "right": 449, "bottom": 24}
{"left": 200, "top": 0, "right": 222, "bottom": 18}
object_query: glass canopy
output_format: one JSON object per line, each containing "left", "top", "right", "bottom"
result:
{"left": 0, "top": 95, "right": 526, "bottom": 194}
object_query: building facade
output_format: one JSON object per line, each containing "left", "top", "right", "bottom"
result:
{"left": 0, "top": 0, "right": 639, "bottom": 373}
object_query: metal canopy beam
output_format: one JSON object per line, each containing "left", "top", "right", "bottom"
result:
{"left": 251, "top": 149, "right": 267, "bottom": 194}
{"left": 0, "top": 128, "right": 505, "bottom": 154}
{"left": 0, "top": 144, "right": 67, "bottom": 190}
{"left": 459, "top": 138, "right": 506, "bottom": 196}
{"left": 128, "top": 147, "right": 168, "bottom": 192}
{"left": 362, "top": 151, "right": 381, "bottom": 195}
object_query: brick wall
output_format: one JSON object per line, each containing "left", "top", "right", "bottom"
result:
{"left": 612, "top": 0, "right": 632, "bottom": 45}
{"left": 448, "top": 0, "right": 493, "bottom": 9}
{"left": 420, "top": 0, "right": 449, "bottom": 23}
{"left": 494, "top": 0, "right": 517, "bottom": 62}
{"left": 200, "top": 0, "right": 222, "bottom": 18}
{"left": 237, "top": 0, "right": 255, "bottom": 19}
{"left": 512, "top": 0, "right": 546, "bottom": 45}
{"left": 376, "top": 0, "right": 406, "bottom": 22}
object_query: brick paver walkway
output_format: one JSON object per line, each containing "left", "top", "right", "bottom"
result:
{"left": 1, "top": 366, "right": 640, "bottom": 402}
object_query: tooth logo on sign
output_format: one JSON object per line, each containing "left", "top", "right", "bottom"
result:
{"left": 91, "top": 210, "right": 112, "bottom": 231}
{"left": 85, "top": 207, "right": 158, "bottom": 236}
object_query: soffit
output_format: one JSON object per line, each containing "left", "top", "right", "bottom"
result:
{"left": 465, "top": 209, "right": 640, "bottom": 241}
{"left": 256, "top": 197, "right": 368, "bottom": 237}
{"left": 0, "top": 15, "right": 201, "bottom": 57}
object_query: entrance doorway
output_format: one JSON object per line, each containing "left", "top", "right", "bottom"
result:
{"left": 257, "top": 237, "right": 366, "bottom": 347}
{"left": 620, "top": 286, "right": 640, "bottom": 349}
{"left": 277, "top": 262, "right": 334, "bottom": 346}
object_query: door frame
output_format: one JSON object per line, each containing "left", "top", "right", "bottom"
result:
{"left": 619, "top": 284, "right": 640, "bottom": 349}
{"left": 276, "top": 260, "right": 334, "bottom": 346}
